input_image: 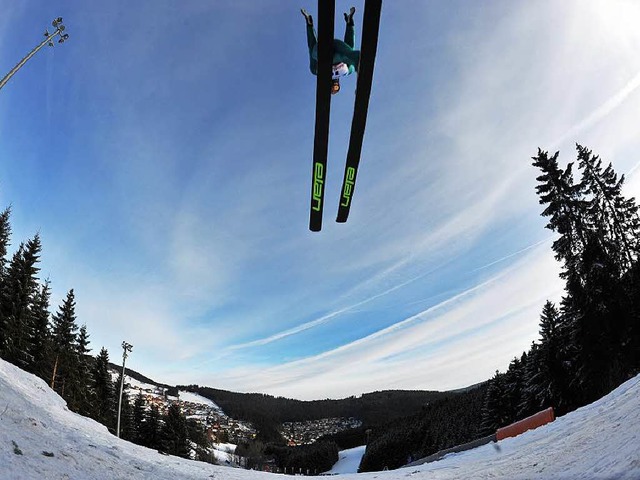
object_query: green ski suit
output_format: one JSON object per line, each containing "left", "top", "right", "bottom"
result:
{"left": 306, "top": 22, "right": 360, "bottom": 76}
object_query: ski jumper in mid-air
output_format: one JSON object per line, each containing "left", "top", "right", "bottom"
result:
{"left": 301, "top": 7, "right": 359, "bottom": 95}
{"left": 303, "top": 1, "right": 381, "bottom": 232}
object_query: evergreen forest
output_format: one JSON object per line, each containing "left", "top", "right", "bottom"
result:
{"left": 1, "top": 144, "right": 639, "bottom": 473}
{"left": 356, "top": 145, "right": 640, "bottom": 471}
{"left": 0, "top": 208, "right": 211, "bottom": 461}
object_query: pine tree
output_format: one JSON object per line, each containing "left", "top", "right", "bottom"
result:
{"left": 0, "top": 206, "right": 11, "bottom": 282}
{"left": 532, "top": 150, "right": 589, "bottom": 275}
{"left": 0, "top": 235, "right": 42, "bottom": 368}
{"left": 91, "top": 347, "right": 115, "bottom": 429}
{"left": 522, "top": 302, "right": 570, "bottom": 415}
{"left": 503, "top": 355, "right": 526, "bottom": 423}
{"left": 29, "top": 280, "right": 53, "bottom": 381}
{"left": 0, "top": 207, "right": 10, "bottom": 355}
{"left": 141, "top": 403, "right": 162, "bottom": 450}
{"left": 50, "top": 290, "right": 79, "bottom": 399}
{"left": 577, "top": 145, "right": 640, "bottom": 270}
{"left": 626, "top": 260, "right": 640, "bottom": 373}
{"left": 479, "top": 371, "right": 510, "bottom": 435}
{"left": 519, "top": 341, "right": 542, "bottom": 417}
{"left": 132, "top": 392, "right": 146, "bottom": 444}
{"left": 161, "top": 403, "right": 190, "bottom": 458}
{"left": 71, "top": 324, "right": 94, "bottom": 416}
{"left": 187, "top": 418, "right": 211, "bottom": 462}
{"left": 570, "top": 234, "right": 627, "bottom": 402}
{"left": 533, "top": 146, "right": 640, "bottom": 406}
{"left": 576, "top": 145, "right": 640, "bottom": 379}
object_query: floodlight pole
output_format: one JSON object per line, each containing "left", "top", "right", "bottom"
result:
{"left": 116, "top": 341, "right": 133, "bottom": 438}
{"left": 0, "top": 17, "right": 69, "bottom": 92}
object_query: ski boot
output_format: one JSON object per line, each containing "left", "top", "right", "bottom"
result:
{"left": 301, "top": 8, "right": 313, "bottom": 26}
{"left": 344, "top": 7, "right": 355, "bottom": 25}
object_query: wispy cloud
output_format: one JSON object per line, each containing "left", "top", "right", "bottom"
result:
{"left": 182, "top": 244, "right": 563, "bottom": 398}
{"left": 223, "top": 233, "right": 552, "bottom": 358}
{"left": 472, "top": 237, "right": 553, "bottom": 273}
{"left": 551, "top": 69, "right": 640, "bottom": 149}
{"left": 221, "top": 258, "right": 452, "bottom": 353}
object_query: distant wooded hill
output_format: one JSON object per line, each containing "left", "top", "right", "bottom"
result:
{"left": 180, "top": 385, "right": 452, "bottom": 425}
{"left": 108, "top": 363, "right": 171, "bottom": 390}
{"left": 112, "top": 364, "right": 469, "bottom": 429}
{"left": 112, "top": 364, "right": 463, "bottom": 428}
{"left": 174, "top": 384, "right": 477, "bottom": 445}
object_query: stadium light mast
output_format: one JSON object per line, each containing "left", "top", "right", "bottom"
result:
{"left": 116, "top": 341, "right": 133, "bottom": 438}
{"left": 0, "top": 17, "right": 69, "bottom": 92}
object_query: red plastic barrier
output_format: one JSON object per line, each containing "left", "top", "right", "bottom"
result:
{"left": 496, "top": 407, "right": 555, "bottom": 441}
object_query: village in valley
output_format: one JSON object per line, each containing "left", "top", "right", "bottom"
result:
{"left": 280, "top": 417, "right": 362, "bottom": 446}
{"left": 114, "top": 372, "right": 361, "bottom": 450}
{"left": 112, "top": 372, "right": 257, "bottom": 446}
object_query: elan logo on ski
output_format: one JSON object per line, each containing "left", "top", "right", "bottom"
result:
{"left": 340, "top": 167, "right": 356, "bottom": 208}
{"left": 312, "top": 162, "right": 325, "bottom": 212}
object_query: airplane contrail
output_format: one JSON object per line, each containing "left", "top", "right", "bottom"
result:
{"left": 552, "top": 69, "right": 640, "bottom": 149}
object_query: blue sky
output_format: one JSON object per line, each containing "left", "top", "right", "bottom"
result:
{"left": 2, "top": 1, "right": 640, "bottom": 400}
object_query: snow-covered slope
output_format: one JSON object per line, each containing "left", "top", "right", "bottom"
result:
{"left": 1, "top": 357, "right": 639, "bottom": 479}
{"left": 327, "top": 445, "right": 367, "bottom": 474}
{"left": 211, "top": 442, "right": 237, "bottom": 465}
{"left": 110, "top": 371, "right": 225, "bottom": 415}
{"left": 177, "top": 390, "right": 221, "bottom": 410}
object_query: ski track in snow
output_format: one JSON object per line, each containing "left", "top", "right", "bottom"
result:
{"left": 1, "top": 358, "right": 640, "bottom": 479}
{"left": 327, "top": 445, "right": 367, "bottom": 474}
{"left": 177, "top": 390, "right": 221, "bottom": 409}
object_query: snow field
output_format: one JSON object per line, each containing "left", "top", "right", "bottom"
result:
{"left": 2, "top": 358, "right": 639, "bottom": 479}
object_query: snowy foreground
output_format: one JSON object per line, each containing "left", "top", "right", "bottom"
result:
{"left": 1, "top": 359, "right": 640, "bottom": 480}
